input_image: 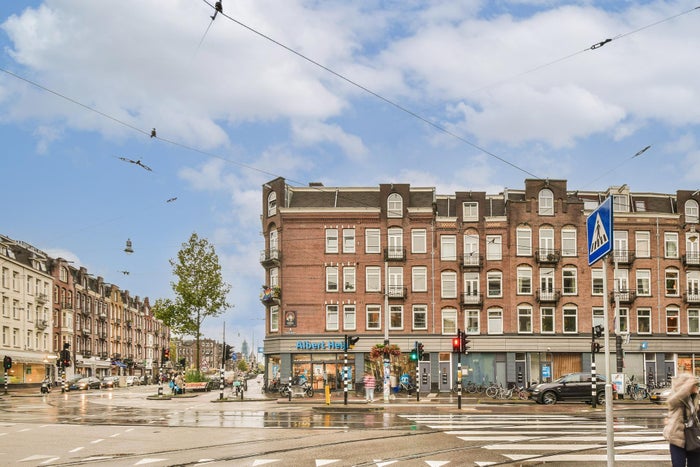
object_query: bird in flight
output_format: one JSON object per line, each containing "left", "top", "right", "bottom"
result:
{"left": 117, "top": 157, "right": 152, "bottom": 172}
{"left": 118, "top": 270, "right": 130, "bottom": 275}
{"left": 166, "top": 197, "right": 178, "bottom": 203}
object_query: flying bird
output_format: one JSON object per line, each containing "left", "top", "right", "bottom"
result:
{"left": 151, "top": 128, "right": 157, "bottom": 138}
{"left": 166, "top": 197, "right": 178, "bottom": 203}
{"left": 118, "top": 270, "right": 130, "bottom": 275}
{"left": 117, "top": 157, "right": 152, "bottom": 172}
{"left": 211, "top": 1, "right": 222, "bottom": 20}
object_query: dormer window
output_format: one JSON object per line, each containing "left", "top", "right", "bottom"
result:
{"left": 613, "top": 194, "right": 629, "bottom": 212}
{"left": 267, "top": 191, "right": 277, "bottom": 216}
{"left": 538, "top": 189, "right": 554, "bottom": 215}
{"left": 686, "top": 199, "right": 699, "bottom": 223}
{"left": 387, "top": 193, "right": 403, "bottom": 218}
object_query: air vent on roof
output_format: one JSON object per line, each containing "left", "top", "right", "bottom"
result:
{"left": 309, "top": 182, "right": 324, "bottom": 187}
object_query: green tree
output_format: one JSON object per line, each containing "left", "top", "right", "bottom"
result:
{"left": 237, "top": 359, "right": 249, "bottom": 373}
{"left": 153, "top": 233, "right": 231, "bottom": 372}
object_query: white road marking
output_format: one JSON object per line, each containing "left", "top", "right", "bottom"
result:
{"left": 251, "top": 460, "right": 281, "bottom": 466}
{"left": 90, "top": 438, "right": 103, "bottom": 444}
{"left": 134, "top": 458, "right": 168, "bottom": 465}
{"left": 69, "top": 447, "right": 84, "bottom": 453}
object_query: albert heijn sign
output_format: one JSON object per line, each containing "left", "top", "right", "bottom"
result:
{"left": 587, "top": 196, "right": 613, "bottom": 266}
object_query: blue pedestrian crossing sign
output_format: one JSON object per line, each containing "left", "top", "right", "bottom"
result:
{"left": 587, "top": 196, "right": 613, "bottom": 265}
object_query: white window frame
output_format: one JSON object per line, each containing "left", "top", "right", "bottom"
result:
{"left": 517, "top": 306, "right": 533, "bottom": 334}
{"left": 343, "top": 305, "right": 356, "bottom": 331}
{"left": 441, "top": 271, "right": 457, "bottom": 298}
{"left": 342, "top": 228, "right": 355, "bottom": 253}
{"left": 635, "top": 231, "right": 651, "bottom": 258}
{"left": 540, "top": 307, "right": 555, "bottom": 334}
{"left": 613, "top": 194, "right": 629, "bottom": 212}
{"left": 464, "top": 233, "right": 479, "bottom": 266}
{"left": 487, "top": 308, "right": 503, "bottom": 335}
{"left": 387, "top": 193, "right": 403, "bottom": 218}
{"left": 516, "top": 226, "right": 532, "bottom": 256}
{"left": 388, "top": 228, "right": 403, "bottom": 259}
{"left": 412, "top": 229, "right": 427, "bottom": 254}
{"left": 686, "top": 200, "right": 700, "bottom": 223}
{"left": 486, "top": 235, "right": 502, "bottom": 261}
{"left": 270, "top": 305, "right": 279, "bottom": 332}
{"left": 343, "top": 267, "right": 356, "bottom": 292}
{"left": 267, "top": 191, "right": 277, "bottom": 216}
{"left": 442, "top": 308, "right": 458, "bottom": 335}
{"left": 325, "top": 228, "right": 338, "bottom": 254}
{"left": 592, "top": 269, "right": 604, "bottom": 295}
{"left": 412, "top": 305, "right": 428, "bottom": 330}
{"left": 388, "top": 267, "right": 404, "bottom": 298}
{"left": 618, "top": 307, "right": 629, "bottom": 333}
{"left": 688, "top": 271, "right": 700, "bottom": 302}
{"left": 487, "top": 271, "right": 502, "bottom": 298}
{"left": 366, "top": 305, "right": 381, "bottom": 330}
{"left": 539, "top": 189, "right": 554, "bottom": 215}
{"left": 636, "top": 269, "right": 651, "bottom": 296}
{"left": 389, "top": 305, "right": 403, "bottom": 330}
{"left": 688, "top": 309, "right": 700, "bottom": 335}
{"left": 365, "top": 229, "right": 380, "bottom": 254}
{"left": 441, "top": 235, "right": 457, "bottom": 261}
{"left": 638, "top": 308, "right": 652, "bottom": 335}
{"left": 517, "top": 266, "right": 532, "bottom": 295}
{"left": 665, "top": 232, "right": 679, "bottom": 258}
{"left": 666, "top": 307, "right": 680, "bottom": 335}
{"left": 365, "top": 267, "right": 381, "bottom": 292}
{"left": 466, "top": 310, "right": 480, "bottom": 334}
{"left": 326, "top": 266, "right": 338, "bottom": 292}
{"left": 463, "top": 202, "right": 478, "bottom": 221}
{"left": 412, "top": 266, "right": 427, "bottom": 292}
{"left": 562, "top": 267, "right": 577, "bottom": 295}
{"left": 666, "top": 269, "right": 680, "bottom": 296}
{"left": 326, "top": 304, "right": 339, "bottom": 331}
{"left": 561, "top": 227, "right": 577, "bottom": 257}
{"left": 563, "top": 306, "right": 578, "bottom": 334}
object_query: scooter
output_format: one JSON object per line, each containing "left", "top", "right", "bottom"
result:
{"left": 40, "top": 380, "right": 51, "bottom": 394}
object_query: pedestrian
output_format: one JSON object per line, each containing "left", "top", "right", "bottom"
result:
{"left": 663, "top": 372, "right": 700, "bottom": 466}
{"left": 175, "top": 373, "right": 185, "bottom": 394}
{"left": 363, "top": 371, "right": 376, "bottom": 403}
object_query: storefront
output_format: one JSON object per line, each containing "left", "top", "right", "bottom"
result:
{"left": 1, "top": 351, "right": 51, "bottom": 385}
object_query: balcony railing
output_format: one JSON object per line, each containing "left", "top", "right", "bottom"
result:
{"left": 82, "top": 350, "right": 92, "bottom": 358}
{"left": 61, "top": 302, "right": 73, "bottom": 310}
{"left": 684, "top": 252, "right": 700, "bottom": 267}
{"left": 685, "top": 292, "right": 700, "bottom": 303}
{"left": 259, "top": 248, "right": 281, "bottom": 266}
{"left": 383, "top": 247, "right": 406, "bottom": 262}
{"left": 536, "top": 289, "right": 561, "bottom": 303}
{"left": 610, "top": 250, "right": 635, "bottom": 265}
{"left": 461, "top": 292, "right": 482, "bottom": 306}
{"left": 98, "top": 312, "right": 107, "bottom": 320}
{"left": 610, "top": 289, "right": 637, "bottom": 304}
{"left": 460, "top": 253, "right": 483, "bottom": 269}
{"left": 536, "top": 249, "right": 560, "bottom": 264}
{"left": 36, "top": 293, "right": 48, "bottom": 304}
{"left": 387, "top": 286, "right": 407, "bottom": 299}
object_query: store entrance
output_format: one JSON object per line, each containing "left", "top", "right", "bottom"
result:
{"left": 311, "top": 362, "right": 340, "bottom": 390}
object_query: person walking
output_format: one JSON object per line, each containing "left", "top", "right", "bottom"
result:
{"left": 363, "top": 371, "right": 376, "bottom": 403}
{"left": 663, "top": 372, "right": 700, "bottom": 466}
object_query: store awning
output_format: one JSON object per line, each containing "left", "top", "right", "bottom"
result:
{"left": 111, "top": 361, "right": 127, "bottom": 368}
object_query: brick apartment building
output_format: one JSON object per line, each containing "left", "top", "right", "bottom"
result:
{"left": 259, "top": 177, "right": 700, "bottom": 392}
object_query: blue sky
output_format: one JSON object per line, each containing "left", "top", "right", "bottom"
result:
{"left": 1, "top": 1, "right": 699, "bottom": 349}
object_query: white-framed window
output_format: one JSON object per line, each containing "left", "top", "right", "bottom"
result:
{"left": 365, "top": 228, "right": 380, "bottom": 254}
{"left": 563, "top": 306, "right": 578, "bottom": 333}
{"left": 388, "top": 228, "right": 403, "bottom": 259}
{"left": 343, "top": 305, "right": 356, "bottom": 331}
{"left": 464, "top": 233, "right": 479, "bottom": 266}
{"left": 269, "top": 267, "right": 279, "bottom": 288}
{"left": 325, "top": 228, "right": 338, "bottom": 253}
{"left": 689, "top": 271, "right": 700, "bottom": 302}
{"left": 561, "top": 227, "right": 577, "bottom": 256}
{"left": 342, "top": 229, "right": 355, "bottom": 253}
{"left": 267, "top": 191, "right": 277, "bottom": 216}
{"left": 270, "top": 305, "right": 279, "bottom": 332}
{"left": 665, "top": 232, "right": 679, "bottom": 258}
{"left": 487, "top": 271, "right": 502, "bottom": 298}
{"left": 412, "top": 229, "right": 427, "bottom": 254}
{"left": 343, "top": 267, "right": 356, "bottom": 292}
{"left": 366, "top": 305, "right": 381, "bottom": 330}
{"left": 689, "top": 309, "right": 700, "bottom": 335}
{"left": 326, "top": 266, "right": 338, "bottom": 292}
{"left": 441, "top": 235, "right": 457, "bottom": 261}
{"left": 466, "top": 310, "right": 480, "bottom": 334}
{"left": 388, "top": 267, "right": 404, "bottom": 298}
{"left": 269, "top": 230, "right": 279, "bottom": 259}
{"left": 486, "top": 235, "right": 502, "bottom": 260}
{"left": 540, "top": 268, "right": 555, "bottom": 298}
{"left": 366, "top": 267, "right": 381, "bottom": 292}
{"left": 516, "top": 226, "right": 532, "bottom": 256}
{"left": 666, "top": 269, "right": 680, "bottom": 296}
{"left": 539, "top": 227, "right": 555, "bottom": 260}
{"left": 540, "top": 307, "right": 555, "bottom": 334}
{"left": 464, "top": 272, "right": 479, "bottom": 302}
{"left": 636, "top": 269, "right": 651, "bottom": 296}
{"left": 613, "top": 194, "right": 629, "bottom": 212}
{"left": 517, "top": 306, "right": 533, "bottom": 334}
{"left": 562, "top": 267, "right": 577, "bottom": 295}
{"left": 389, "top": 305, "right": 403, "bottom": 330}
{"left": 517, "top": 266, "right": 532, "bottom": 295}
{"left": 539, "top": 189, "right": 554, "bottom": 215}
{"left": 618, "top": 308, "right": 629, "bottom": 333}
{"left": 463, "top": 202, "right": 478, "bottom": 221}
{"left": 686, "top": 200, "right": 699, "bottom": 223}
{"left": 441, "top": 271, "right": 457, "bottom": 298}
{"left": 412, "top": 305, "right": 427, "bottom": 330}
{"left": 326, "top": 304, "right": 339, "bottom": 331}
{"left": 412, "top": 266, "right": 427, "bottom": 292}
{"left": 635, "top": 231, "right": 651, "bottom": 258}
{"left": 442, "top": 308, "right": 458, "bottom": 334}
{"left": 387, "top": 193, "right": 403, "bottom": 218}
{"left": 487, "top": 308, "right": 503, "bottom": 334}
{"left": 593, "top": 307, "right": 604, "bottom": 329}
{"left": 592, "top": 269, "right": 604, "bottom": 295}
{"left": 613, "top": 230, "right": 629, "bottom": 262}
{"left": 666, "top": 307, "right": 680, "bottom": 334}
{"left": 638, "top": 308, "right": 652, "bottom": 334}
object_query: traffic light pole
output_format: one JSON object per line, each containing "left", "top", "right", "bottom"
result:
{"left": 457, "top": 353, "right": 462, "bottom": 410}
{"left": 3, "top": 369, "right": 7, "bottom": 394}
{"left": 591, "top": 326, "right": 597, "bottom": 409}
{"left": 415, "top": 351, "right": 420, "bottom": 402}
{"left": 157, "top": 365, "right": 163, "bottom": 397}
{"left": 343, "top": 335, "right": 348, "bottom": 406}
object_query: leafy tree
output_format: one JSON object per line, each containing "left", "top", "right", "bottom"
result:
{"left": 153, "top": 233, "right": 231, "bottom": 372}
{"left": 237, "top": 359, "right": 249, "bottom": 373}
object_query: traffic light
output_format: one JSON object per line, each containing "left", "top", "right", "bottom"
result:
{"left": 3, "top": 356, "right": 11, "bottom": 371}
{"left": 460, "top": 330, "right": 470, "bottom": 354}
{"left": 162, "top": 348, "right": 170, "bottom": 362}
{"left": 224, "top": 344, "right": 233, "bottom": 361}
{"left": 410, "top": 341, "right": 418, "bottom": 361}
{"left": 60, "top": 349, "right": 71, "bottom": 368}
{"left": 417, "top": 342, "right": 424, "bottom": 360}
{"left": 591, "top": 342, "right": 602, "bottom": 353}
{"left": 452, "top": 334, "right": 461, "bottom": 353}
{"left": 344, "top": 335, "right": 360, "bottom": 351}
{"left": 593, "top": 325, "right": 604, "bottom": 338}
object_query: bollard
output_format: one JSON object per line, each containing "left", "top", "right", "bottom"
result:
{"left": 288, "top": 376, "right": 292, "bottom": 402}
{"left": 325, "top": 384, "right": 331, "bottom": 405}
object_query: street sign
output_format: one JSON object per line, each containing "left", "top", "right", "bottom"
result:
{"left": 587, "top": 196, "right": 613, "bottom": 265}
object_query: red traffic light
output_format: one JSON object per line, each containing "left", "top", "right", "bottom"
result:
{"left": 452, "top": 337, "right": 461, "bottom": 352}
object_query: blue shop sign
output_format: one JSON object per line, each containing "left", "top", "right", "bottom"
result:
{"left": 296, "top": 340, "right": 345, "bottom": 351}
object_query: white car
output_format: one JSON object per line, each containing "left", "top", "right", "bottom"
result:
{"left": 125, "top": 376, "right": 140, "bottom": 386}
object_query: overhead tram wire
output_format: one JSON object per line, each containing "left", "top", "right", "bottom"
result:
{"left": 200, "top": 0, "right": 541, "bottom": 181}
{"left": 579, "top": 145, "right": 652, "bottom": 190}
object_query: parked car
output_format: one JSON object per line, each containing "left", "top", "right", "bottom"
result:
{"left": 530, "top": 372, "right": 611, "bottom": 405}
{"left": 125, "top": 375, "right": 140, "bottom": 387}
{"left": 101, "top": 376, "right": 120, "bottom": 389}
{"left": 69, "top": 376, "right": 102, "bottom": 391}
